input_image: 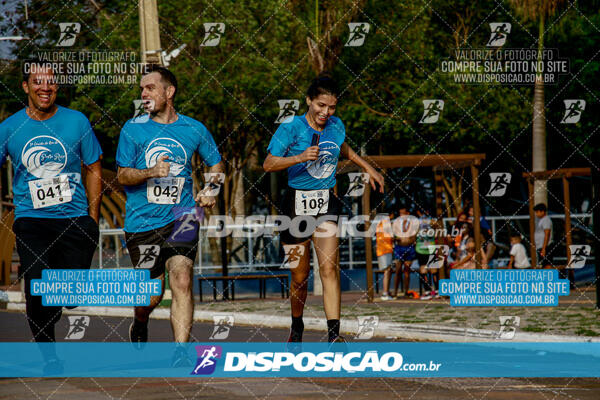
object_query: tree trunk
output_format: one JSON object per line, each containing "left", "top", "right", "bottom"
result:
{"left": 532, "top": 15, "right": 548, "bottom": 205}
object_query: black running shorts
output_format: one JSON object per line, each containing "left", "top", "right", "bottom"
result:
{"left": 125, "top": 218, "right": 199, "bottom": 279}
{"left": 279, "top": 187, "right": 346, "bottom": 244}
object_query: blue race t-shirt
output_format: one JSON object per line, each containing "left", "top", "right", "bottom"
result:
{"left": 0, "top": 106, "right": 102, "bottom": 220}
{"left": 116, "top": 113, "right": 221, "bottom": 233}
{"left": 267, "top": 114, "right": 345, "bottom": 190}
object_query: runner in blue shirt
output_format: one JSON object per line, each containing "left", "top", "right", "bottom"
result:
{"left": 116, "top": 65, "right": 223, "bottom": 366}
{"left": 264, "top": 73, "right": 384, "bottom": 344}
{"left": 0, "top": 61, "right": 102, "bottom": 373}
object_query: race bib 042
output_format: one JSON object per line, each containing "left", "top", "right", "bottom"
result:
{"left": 147, "top": 177, "right": 185, "bottom": 204}
{"left": 295, "top": 189, "right": 329, "bottom": 216}
{"left": 28, "top": 174, "right": 72, "bottom": 209}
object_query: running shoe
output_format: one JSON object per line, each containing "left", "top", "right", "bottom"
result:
{"left": 329, "top": 335, "right": 347, "bottom": 343}
{"left": 286, "top": 330, "right": 303, "bottom": 353}
{"left": 380, "top": 293, "right": 392, "bottom": 301}
{"left": 328, "top": 335, "right": 348, "bottom": 352}
{"left": 420, "top": 292, "right": 432, "bottom": 300}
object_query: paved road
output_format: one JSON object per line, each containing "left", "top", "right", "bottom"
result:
{"left": 1, "top": 310, "right": 599, "bottom": 399}
{"left": 0, "top": 309, "right": 387, "bottom": 342}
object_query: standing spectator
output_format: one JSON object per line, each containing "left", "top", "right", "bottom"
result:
{"left": 508, "top": 233, "right": 530, "bottom": 269}
{"left": 392, "top": 205, "right": 419, "bottom": 298}
{"left": 533, "top": 203, "right": 554, "bottom": 269}
{"left": 415, "top": 208, "right": 438, "bottom": 300}
{"left": 376, "top": 209, "right": 395, "bottom": 301}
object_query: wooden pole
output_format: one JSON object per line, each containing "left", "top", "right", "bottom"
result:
{"left": 562, "top": 175, "right": 575, "bottom": 285}
{"left": 528, "top": 178, "right": 538, "bottom": 268}
{"left": 470, "top": 164, "right": 482, "bottom": 267}
{"left": 563, "top": 175, "right": 572, "bottom": 259}
{"left": 434, "top": 170, "right": 444, "bottom": 218}
{"left": 139, "top": 0, "right": 163, "bottom": 65}
{"left": 363, "top": 171, "right": 374, "bottom": 302}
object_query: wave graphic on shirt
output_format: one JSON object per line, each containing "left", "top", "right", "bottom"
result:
{"left": 306, "top": 140, "right": 338, "bottom": 179}
{"left": 22, "top": 145, "right": 65, "bottom": 179}
{"left": 145, "top": 145, "right": 185, "bottom": 176}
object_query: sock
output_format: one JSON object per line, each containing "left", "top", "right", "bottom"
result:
{"left": 327, "top": 319, "right": 340, "bottom": 342}
{"left": 420, "top": 273, "right": 431, "bottom": 292}
{"left": 291, "top": 315, "right": 304, "bottom": 332}
{"left": 289, "top": 315, "right": 304, "bottom": 341}
{"left": 133, "top": 317, "right": 148, "bottom": 328}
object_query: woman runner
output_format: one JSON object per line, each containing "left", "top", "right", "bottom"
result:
{"left": 263, "top": 73, "right": 384, "bottom": 343}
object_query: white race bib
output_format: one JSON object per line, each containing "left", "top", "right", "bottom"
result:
{"left": 295, "top": 189, "right": 329, "bottom": 216}
{"left": 28, "top": 174, "right": 72, "bottom": 209}
{"left": 147, "top": 177, "right": 185, "bottom": 204}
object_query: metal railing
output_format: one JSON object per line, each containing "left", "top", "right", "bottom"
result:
{"left": 97, "top": 213, "right": 595, "bottom": 270}
{"left": 97, "top": 221, "right": 369, "bottom": 271}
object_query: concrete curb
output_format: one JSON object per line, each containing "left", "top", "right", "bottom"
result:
{"left": 6, "top": 302, "right": 600, "bottom": 343}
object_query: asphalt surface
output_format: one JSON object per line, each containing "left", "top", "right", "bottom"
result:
{"left": 1, "top": 310, "right": 600, "bottom": 399}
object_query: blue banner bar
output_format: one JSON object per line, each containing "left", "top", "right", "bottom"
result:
{"left": 1, "top": 342, "right": 599, "bottom": 377}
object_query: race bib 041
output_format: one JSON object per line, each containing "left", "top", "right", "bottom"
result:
{"left": 28, "top": 174, "right": 72, "bottom": 209}
{"left": 147, "top": 177, "right": 185, "bottom": 204}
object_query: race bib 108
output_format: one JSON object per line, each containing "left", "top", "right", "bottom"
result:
{"left": 295, "top": 189, "right": 329, "bottom": 216}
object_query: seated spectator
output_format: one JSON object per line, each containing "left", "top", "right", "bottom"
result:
{"left": 467, "top": 205, "right": 496, "bottom": 264}
{"left": 448, "top": 212, "right": 470, "bottom": 262}
{"left": 452, "top": 238, "right": 487, "bottom": 269}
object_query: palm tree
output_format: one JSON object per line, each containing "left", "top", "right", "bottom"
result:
{"left": 509, "top": 0, "right": 565, "bottom": 205}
